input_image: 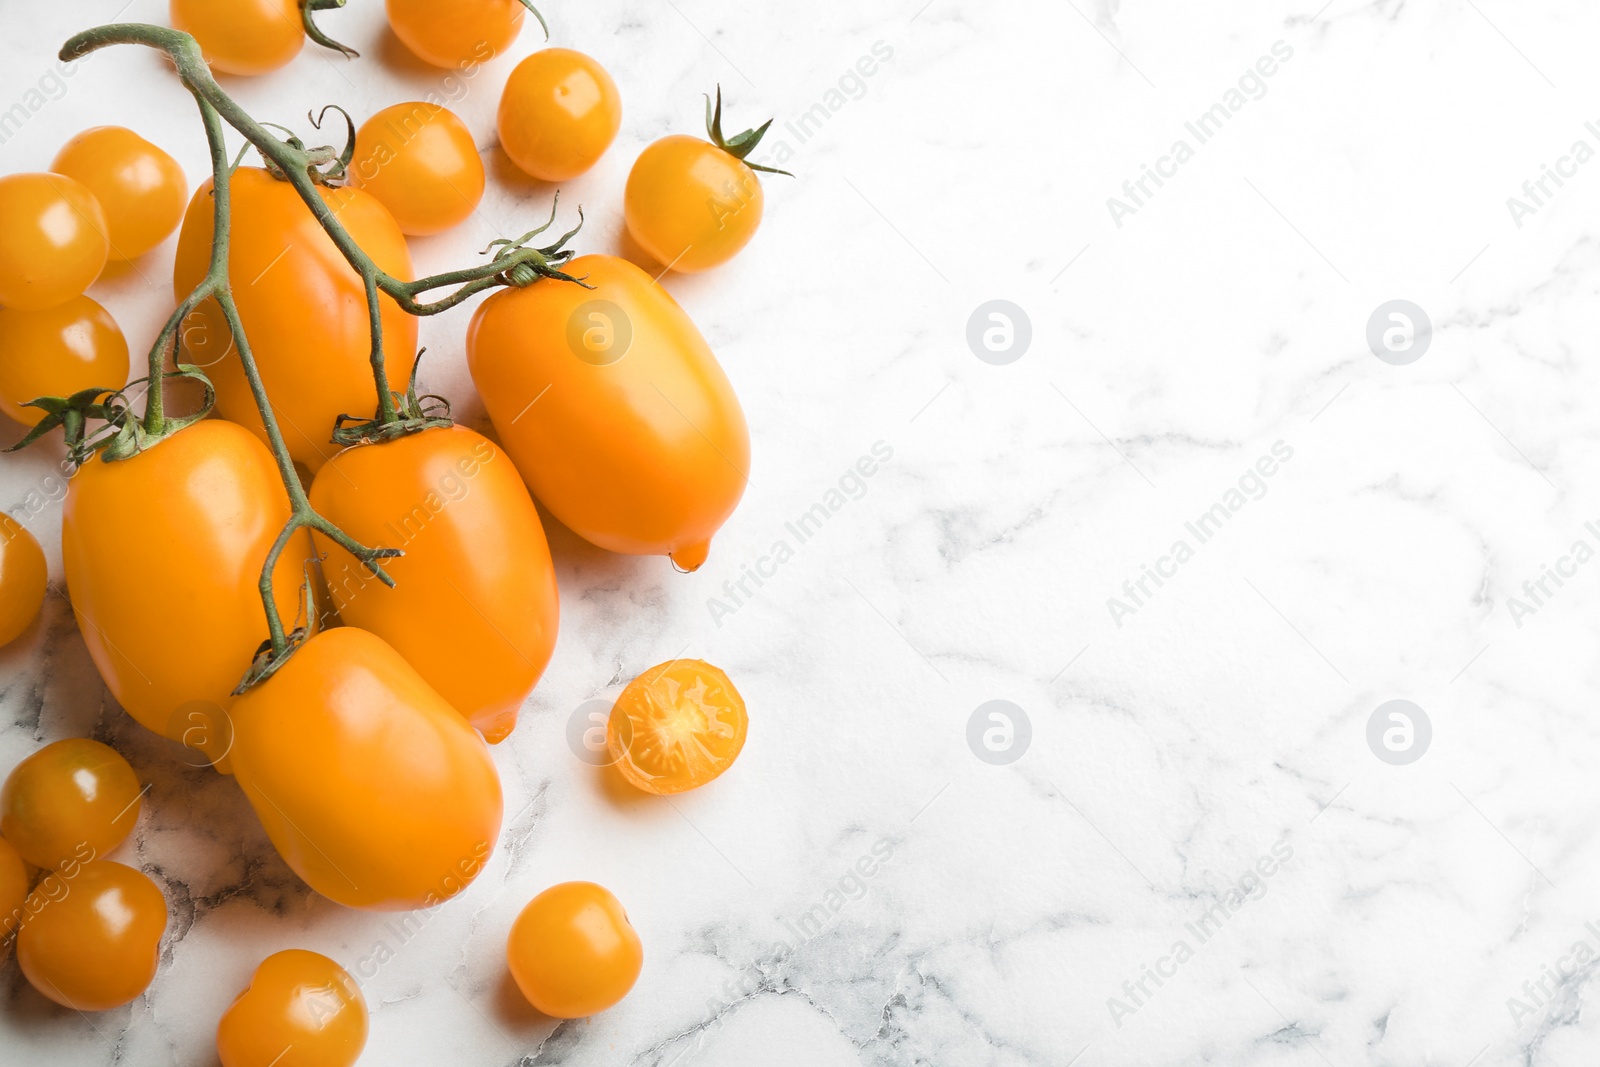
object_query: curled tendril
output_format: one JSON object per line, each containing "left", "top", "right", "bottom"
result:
{"left": 308, "top": 104, "right": 356, "bottom": 182}
{"left": 330, "top": 349, "right": 455, "bottom": 446}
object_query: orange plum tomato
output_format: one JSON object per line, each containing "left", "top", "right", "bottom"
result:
{"left": 351, "top": 102, "right": 485, "bottom": 236}
{"left": 0, "top": 514, "right": 47, "bottom": 648}
{"left": 607, "top": 659, "right": 746, "bottom": 794}
{"left": 0, "top": 172, "right": 109, "bottom": 311}
{"left": 507, "top": 882, "right": 642, "bottom": 1018}
{"left": 1, "top": 739, "right": 143, "bottom": 871}
{"left": 175, "top": 168, "right": 416, "bottom": 473}
{"left": 387, "top": 0, "right": 527, "bottom": 69}
{"left": 0, "top": 837, "right": 25, "bottom": 943}
{"left": 170, "top": 0, "right": 305, "bottom": 76}
{"left": 63, "top": 419, "right": 310, "bottom": 766}
{"left": 497, "top": 48, "right": 621, "bottom": 182}
{"left": 227, "top": 627, "right": 503, "bottom": 910}
{"left": 310, "top": 425, "right": 558, "bottom": 744}
{"left": 0, "top": 296, "right": 129, "bottom": 426}
{"left": 52, "top": 126, "right": 188, "bottom": 261}
{"left": 466, "top": 254, "right": 749, "bottom": 570}
{"left": 17, "top": 860, "right": 166, "bottom": 1011}
{"left": 625, "top": 134, "right": 767, "bottom": 273}
{"left": 217, "top": 950, "right": 368, "bottom": 1067}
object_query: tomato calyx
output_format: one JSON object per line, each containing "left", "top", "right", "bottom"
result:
{"left": 482, "top": 196, "right": 595, "bottom": 291}
{"left": 3, "top": 365, "right": 217, "bottom": 466}
{"left": 235, "top": 560, "right": 322, "bottom": 693}
{"left": 301, "top": 0, "right": 359, "bottom": 61}
{"left": 704, "top": 86, "right": 794, "bottom": 178}
{"left": 331, "top": 349, "right": 454, "bottom": 446}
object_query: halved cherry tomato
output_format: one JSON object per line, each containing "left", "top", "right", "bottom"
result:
{"left": 175, "top": 167, "right": 416, "bottom": 474}
{"left": 52, "top": 127, "right": 188, "bottom": 261}
{"left": 352, "top": 102, "right": 485, "bottom": 236}
{"left": 0, "top": 837, "right": 26, "bottom": 944}
{"left": 0, "top": 514, "right": 47, "bottom": 648}
{"left": 0, "top": 172, "right": 108, "bottom": 311}
{"left": 387, "top": 0, "right": 528, "bottom": 69}
{"left": 0, "top": 739, "right": 142, "bottom": 871}
{"left": 607, "top": 659, "right": 746, "bottom": 794}
{"left": 217, "top": 949, "right": 368, "bottom": 1067}
{"left": 498, "top": 48, "right": 621, "bottom": 182}
{"left": 466, "top": 254, "right": 749, "bottom": 570}
{"left": 0, "top": 296, "right": 130, "bottom": 426}
{"left": 227, "top": 626, "right": 502, "bottom": 910}
{"left": 17, "top": 859, "right": 166, "bottom": 1011}
{"left": 170, "top": 0, "right": 305, "bottom": 76}
{"left": 63, "top": 419, "right": 310, "bottom": 765}
{"left": 507, "top": 881, "right": 642, "bottom": 1018}
{"left": 310, "top": 425, "right": 558, "bottom": 744}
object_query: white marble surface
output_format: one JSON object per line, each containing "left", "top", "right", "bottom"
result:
{"left": 4, "top": 0, "right": 1600, "bottom": 1063}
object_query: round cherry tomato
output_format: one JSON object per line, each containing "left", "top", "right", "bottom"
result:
{"left": 63, "top": 419, "right": 311, "bottom": 765}
{"left": 507, "top": 881, "right": 642, "bottom": 1018}
{"left": 0, "top": 837, "right": 26, "bottom": 944}
{"left": 351, "top": 102, "right": 485, "bottom": 236}
{"left": 0, "top": 172, "right": 108, "bottom": 311}
{"left": 497, "top": 48, "right": 621, "bottom": 182}
{"left": 175, "top": 167, "right": 416, "bottom": 474}
{"left": 52, "top": 127, "right": 188, "bottom": 261}
{"left": 228, "top": 626, "right": 502, "bottom": 910}
{"left": 466, "top": 254, "right": 749, "bottom": 570}
{"left": 607, "top": 659, "right": 746, "bottom": 794}
{"left": 17, "top": 860, "right": 165, "bottom": 1011}
{"left": 309, "top": 425, "right": 558, "bottom": 744}
{"left": 0, "top": 739, "right": 142, "bottom": 871}
{"left": 0, "top": 514, "right": 47, "bottom": 648}
{"left": 0, "top": 296, "right": 130, "bottom": 426}
{"left": 217, "top": 949, "right": 368, "bottom": 1067}
{"left": 626, "top": 135, "right": 766, "bottom": 273}
{"left": 170, "top": 0, "right": 305, "bottom": 76}
{"left": 387, "top": 0, "right": 526, "bottom": 69}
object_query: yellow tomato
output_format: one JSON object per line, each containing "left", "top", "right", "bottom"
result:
{"left": 174, "top": 168, "right": 416, "bottom": 474}
{"left": 466, "top": 254, "right": 749, "bottom": 570}
{"left": 0, "top": 514, "right": 46, "bottom": 648}
{"left": 170, "top": 0, "right": 305, "bottom": 76}
{"left": 351, "top": 102, "right": 485, "bottom": 236}
{"left": 386, "top": 0, "right": 527, "bottom": 69}
{"left": 227, "top": 627, "right": 503, "bottom": 910}
{"left": 625, "top": 135, "right": 764, "bottom": 273}
{"left": 607, "top": 659, "right": 747, "bottom": 794}
{"left": 0, "top": 738, "right": 143, "bottom": 871}
{"left": 217, "top": 950, "right": 368, "bottom": 1067}
{"left": 0, "top": 296, "right": 129, "bottom": 426}
{"left": 0, "top": 172, "right": 108, "bottom": 311}
{"left": 52, "top": 126, "right": 188, "bottom": 261}
{"left": 498, "top": 48, "right": 621, "bottom": 182}
{"left": 17, "top": 860, "right": 166, "bottom": 1011}
{"left": 507, "top": 882, "right": 642, "bottom": 1018}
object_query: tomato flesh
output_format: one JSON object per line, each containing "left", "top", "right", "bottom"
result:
{"left": 607, "top": 659, "right": 747, "bottom": 794}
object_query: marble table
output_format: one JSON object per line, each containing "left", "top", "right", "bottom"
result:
{"left": 3, "top": 0, "right": 1599, "bottom": 1063}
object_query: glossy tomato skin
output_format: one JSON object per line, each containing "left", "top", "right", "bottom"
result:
{"left": 387, "top": 0, "right": 523, "bottom": 68}
{"left": 0, "top": 296, "right": 129, "bottom": 426}
{"left": 352, "top": 102, "right": 485, "bottom": 236}
{"left": 507, "top": 881, "right": 642, "bottom": 1018}
{"left": 17, "top": 860, "right": 166, "bottom": 1011}
{"left": 0, "top": 173, "right": 109, "bottom": 311}
{"left": 52, "top": 127, "right": 188, "bottom": 261}
{"left": 63, "top": 420, "right": 310, "bottom": 765}
{"left": 170, "top": 0, "right": 305, "bottom": 76}
{"left": 174, "top": 168, "right": 416, "bottom": 474}
{"left": 625, "top": 136, "right": 764, "bottom": 273}
{"left": 0, "top": 515, "right": 47, "bottom": 647}
{"left": 466, "top": 254, "right": 749, "bottom": 569}
{"left": 309, "top": 426, "right": 558, "bottom": 744}
{"left": 0, "top": 739, "right": 142, "bottom": 871}
{"left": 498, "top": 49, "right": 621, "bottom": 182}
{"left": 607, "top": 659, "right": 747, "bottom": 794}
{"left": 227, "top": 627, "right": 503, "bottom": 910}
{"left": 217, "top": 949, "right": 368, "bottom": 1067}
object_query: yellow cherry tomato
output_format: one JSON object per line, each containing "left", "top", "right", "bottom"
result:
{"left": 0, "top": 837, "right": 26, "bottom": 944}
{"left": 170, "top": 0, "right": 305, "bottom": 76}
{"left": 310, "top": 425, "right": 558, "bottom": 744}
{"left": 507, "top": 882, "right": 642, "bottom": 1018}
{"left": 497, "top": 48, "right": 621, "bottom": 182}
{"left": 217, "top": 949, "right": 368, "bottom": 1067}
{"left": 175, "top": 168, "right": 416, "bottom": 474}
{"left": 52, "top": 127, "right": 188, "bottom": 261}
{"left": 0, "top": 296, "right": 130, "bottom": 426}
{"left": 0, "top": 515, "right": 47, "bottom": 648}
{"left": 227, "top": 627, "right": 503, "bottom": 910}
{"left": 17, "top": 860, "right": 166, "bottom": 1011}
{"left": 386, "top": 0, "right": 530, "bottom": 69}
{"left": 0, "top": 739, "right": 142, "bottom": 871}
{"left": 0, "top": 172, "right": 109, "bottom": 311}
{"left": 466, "top": 254, "right": 749, "bottom": 570}
{"left": 351, "top": 102, "right": 485, "bottom": 236}
{"left": 607, "top": 659, "right": 746, "bottom": 794}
